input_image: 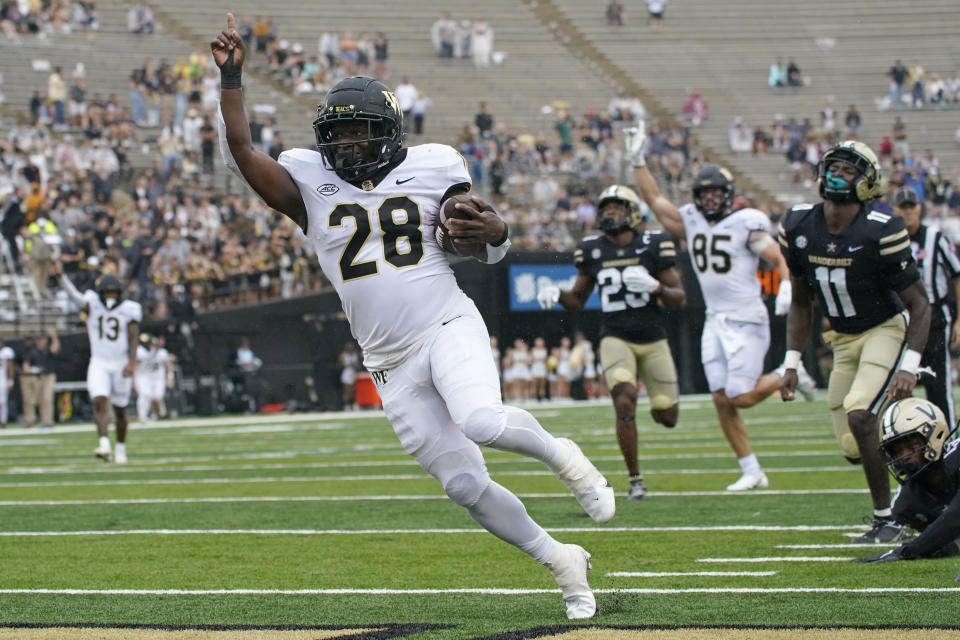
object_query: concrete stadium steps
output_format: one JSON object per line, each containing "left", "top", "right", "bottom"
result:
{"left": 143, "top": 0, "right": 616, "bottom": 146}
{"left": 552, "top": 0, "right": 960, "bottom": 203}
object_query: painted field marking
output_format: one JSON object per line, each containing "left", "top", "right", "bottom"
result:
{"left": 607, "top": 571, "right": 777, "bottom": 577}
{"left": 0, "top": 488, "right": 872, "bottom": 507}
{"left": 0, "top": 525, "right": 871, "bottom": 537}
{"left": 777, "top": 543, "right": 897, "bottom": 549}
{"left": 0, "top": 587, "right": 957, "bottom": 595}
{"left": 698, "top": 556, "right": 853, "bottom": 563}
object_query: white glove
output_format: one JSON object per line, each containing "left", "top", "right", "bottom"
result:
{"left": 774, "top": 279, "right": 792, "bottom": 316}
{"left": 622, "top": 265, "right": 660, "bottom": 294}
{"left": 623, "top": 120, "right": 648, "bottom": 168}
{"left": 537, "top": 286, "right": 560, "bottom": 309}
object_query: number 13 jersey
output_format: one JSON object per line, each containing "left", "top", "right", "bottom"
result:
{"left": 778, "top": 203, "right": 919, "bottom": 334}
{"left": 83, "top": 290, "right": 142, "bottom": 363}
{"left": 679, "top": 204, "right": 772, "bottom": 324}
{"left": 279, "top": 143, "right": 478, "bottom": 370}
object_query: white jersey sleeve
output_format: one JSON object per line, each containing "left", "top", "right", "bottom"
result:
{"left": 679, "top": 204, "right": 770, "bottom": 324}
{"left": 279, "top": 144, "right": 481, "bottom": 370}
{"left": 85, "top": 295, "right": 142, "bottom": 363}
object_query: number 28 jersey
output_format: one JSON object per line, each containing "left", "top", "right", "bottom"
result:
{"left": 279, "top": 143, "right": 478, "bottom": 370}
{"left": 679, "top": 203, "right": 772, "bottom": 324}
{"left": 778, "top": 203, "right": 919, "bottom": 334}
{"left": 83, "top": 290, "right": 142, "bottom": 363}
{"left": 574, "top": 230, "right": 677, "bottom": 343}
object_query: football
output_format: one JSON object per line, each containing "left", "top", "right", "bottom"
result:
{"left": 435, "top": 194, "right": 488, "bottom": 260}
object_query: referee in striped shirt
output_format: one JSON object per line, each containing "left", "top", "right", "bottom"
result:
{"left": 892, "top": 186, "right": 960, "bottom": 428}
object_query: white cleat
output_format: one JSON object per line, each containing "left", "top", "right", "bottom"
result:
{"left": 795, "top": 362, "right": 817, "bottom": 402}
{"left": 114, "top": 449, "right": 127, "bottom": 464}
{"left": 545, "top": 543, "right": 596, "bottom": 620}
{"left": 93, "top": 446, "right": 111, "bottom": 462}
{"left": 552, "top": 438, "right": 616, "bottom": 523}
{"left": 725, "top": 472, "right": 769, "bottom": 491}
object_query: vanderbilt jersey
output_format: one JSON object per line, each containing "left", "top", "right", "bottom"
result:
{"left": 83, "top": 290, "right": 142, "bottom": 362}
{"left": 575, "top": 230, "right": 677, "bottom": 343}
{"left": 136, "top": 345, "right": 169, "bottom": 375}
{"left": 678, "top": 203, "right": 771, "bottom": 324}
{"left": 279, "top": 143, "right": 478, "bottom": 370}
{"left": 779, "top": 203, "right": 919, "bottom": 334}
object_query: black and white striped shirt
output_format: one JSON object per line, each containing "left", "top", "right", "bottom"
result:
{"left": 910, "top": 224, "right": 960, "bottom": 323}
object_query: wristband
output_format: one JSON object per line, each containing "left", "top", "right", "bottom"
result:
{"left": 783, "top": 350, "right": 802, "bottom": 370}
{"left": 898, "top": 349, "right": 922, "bottom": 375}
{"left": 491, "top": 219, "right": 509, "bottom": 247}
{"left": 219, "top": 49, "right": 243, "bottom": 90}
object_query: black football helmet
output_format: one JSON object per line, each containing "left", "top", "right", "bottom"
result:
{"left": 692, "top": 164, "right": 735, "bottom": 221}
{"left": 596, "top": 185, "right": 643, "bottom": 235}
{"left": 313, "top": 76, "right": 405, "bottom": 182}
{"left": 816, "top": 141, "right": 882, "bottom": 204}
{"left": 95, "top": 274, "right": 123, "bottom": 309}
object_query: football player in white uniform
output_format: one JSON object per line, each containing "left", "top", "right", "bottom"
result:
{"left": 625, "top": 123, "right": 815, "bottom": 491}
{"left": 0, "top": 338, "right": 14, "bottom": 426}
{"left": 55, "top": 264, "right": 141, "bottom": 463}
{"left": 134, "top": 333, "right": 173, "bottom": 423}
{"left": 212, "top": 15, "right": 613, "bottom": 620}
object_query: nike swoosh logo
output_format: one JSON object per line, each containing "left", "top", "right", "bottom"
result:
{"left": 396, "top": 177, "right": 415, "bottom": 185}
{"left": 635, "top": 248, "right": 648, "bottom": 254}
{"left": 441, "top": 315, "right": 463, "bottom": 326}
{"left": 848, "top": 245, "right": 864, "bottom": 252}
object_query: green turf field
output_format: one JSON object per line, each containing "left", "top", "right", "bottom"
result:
{"left": 1, "top": 395, "right": 959, "bottom": 639}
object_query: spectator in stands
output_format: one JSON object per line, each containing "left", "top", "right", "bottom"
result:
{"left": 786, "top": 58, "right": 802, "bottom": 87}
{"left": 606, "top": 1, "right": 626, "bottom": 26}
{"left": 393, "top": 77, "right": 418, "bottom": 128}
{"left": 845, "top": 104, "right": 861, "bottom": 137}
{"left": 411, "top": 90, "right": 432, "bottom": 136}
{"left": 768, "top": 58, "right": 786, "bottom": 88}
{"left": 752, "top": 125, "right": 772, "bottom": 154}
{"left": 909, "top": 59, "right": 926, "bottom": 109}
{"left": 682, "top": 89, "right": 708, "bottom": 126}
{"left": 373, "top": 33, "right": 389, "bottom": 80}
{"left": 47, "top": 66, "right": 67, "bottom": 130}
{"left": 471, "top": 20, "right": 494, "bottom": 68}
{"left": 20, "top": 330, "right": 60, "bottom": 429}
{"left": 475, "top": 102, "right": 494, "bottom": 139}
{"left": 646, "top": 0, "right": 666, "bottom": 28}
{"left": 888, "top": 59, "right": 908, "bottom": 111}
{"left": 892, "top": 116, "right": 909, "bottom": 156}
{"left": 927, "top": 73, "right": 946, "bottom": 106}
{"left": 728, "top": 116, "right": 752, "bottom": 153}
{"left": 236, "top": 15, "right": 253, "bottom": 47}
{"left": 252, "top": 16, "right": 270, "bottom": 62}
{"left": 127, "top": 1, "right": 153, "bottom": 35}
{"left": 68, "top": 74, "right": 87, "bottom": 129}
{"left": 431, "top": 12, "right": 456, "bottom": 58}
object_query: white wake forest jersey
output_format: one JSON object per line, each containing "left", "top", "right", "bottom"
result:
{"left": 136, "top": 345, "right": 170, "bottom": 375}
{"left": 678, "top": 203, "right": 773, "bottom": 324}
{"left": 574, "top": 230, "right": 677, "bottom": 343}
{"left": 82, "top": 290, "right": 142, "bottom": 362}
{"left": 779, "top": 203, "right": 919, "bottom": 334}
{"left": 279, "top": 143, "right": 480, "bottom": 370}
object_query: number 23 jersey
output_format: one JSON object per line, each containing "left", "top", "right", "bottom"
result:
{"left": 83, "top": 290, "right": 142, "bottom": 363}
{"left": 574, "top": 230, "right": 677, "bottom": 343}
{"left": 778, "top": 203, "right": 919, "bottom": 334}
{"left": 279, "top": 143, "right": 477, "bottom": 370}
{"left": 679, "top": 204, "right": 771, "bottom": 324}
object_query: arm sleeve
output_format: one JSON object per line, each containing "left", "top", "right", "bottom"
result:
{"left": 900, "top": 490, "right": 960, "bottom": 558}
{"left": 59, "top": 273, "right": 87, "bottom": 306}
{"left": 878, "top": 218, "right": 921, "bottom": 292}
{"left": 656, "top": 234, "right": 678, "bottom": 270}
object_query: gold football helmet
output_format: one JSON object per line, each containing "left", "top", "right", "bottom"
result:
{"left": 879, "top": 397, "right": 950, "bottom": 483}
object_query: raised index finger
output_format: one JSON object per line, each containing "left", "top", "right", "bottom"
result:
{"left": 226, "top": 12, "right": 236, "bottom": 32}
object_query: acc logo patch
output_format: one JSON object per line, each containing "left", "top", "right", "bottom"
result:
{"left": 317, "top": 184, "right": 340, "bottom": 196}
{"left": 795, "top": 235, "right": 807, "bottom": 249}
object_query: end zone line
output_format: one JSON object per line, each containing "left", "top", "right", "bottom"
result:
{"left": 0, "top": 587, "right": 957, "bottom": 595}
{"left": 607, "top": 571, "right": 777, "bottom": 577}
{"left": 698, "top": 557, "right": 853, "bottom": 563}
{"left": 0, "top": 525, "right": 869, "bottom": 536}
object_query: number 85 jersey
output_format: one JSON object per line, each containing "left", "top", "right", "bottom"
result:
{"left": 778, "top": 203, "right": 920, "bottom": 334}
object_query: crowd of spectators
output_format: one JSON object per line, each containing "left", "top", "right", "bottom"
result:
{"left": 1, "top": 0, "right": 99, "bottom": 40}
{"left": 430, "top": 12, "right": 497, "bottom": 68}
{"left": 885, "top": 59, "right": 960, "bottom": 111}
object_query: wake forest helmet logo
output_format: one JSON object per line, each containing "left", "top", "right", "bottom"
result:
{"left": 382, "top": 90, "right": 401, "bottom": 117}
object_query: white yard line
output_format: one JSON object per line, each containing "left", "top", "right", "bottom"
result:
{"left": 698, "top": 557, "right": 853, "bottom": 563}
{"left": 0, "top": 488, "right": 871, "bottom": 507}
{"left": 0, "top": 525, "right": 868, "bottom": 536}
{"left": 777, "top": 543, "right": 897, "bottom": 549}
{"left": 607, "top": 571, "right": 777, "bottom": 577}
{"left": 0, "top": 587, "right": 956, "bottom": 595}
